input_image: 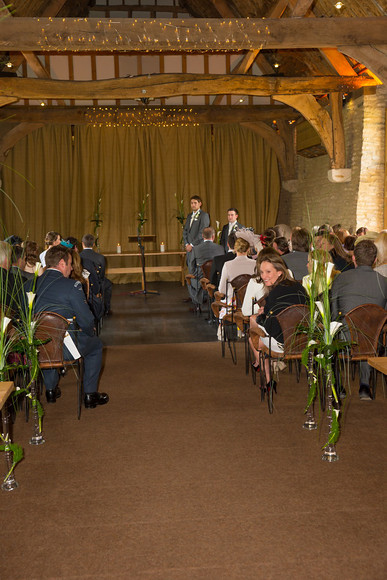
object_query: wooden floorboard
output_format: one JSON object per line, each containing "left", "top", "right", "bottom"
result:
{"left": 100, "top": 281, "right": 218, "bottom": 346}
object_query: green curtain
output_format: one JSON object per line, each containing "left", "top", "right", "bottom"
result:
{"left": 1, "top": 123, "right": 280, "bottom": 280}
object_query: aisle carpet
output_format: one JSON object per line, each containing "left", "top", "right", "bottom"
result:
{"left": 1, "top": 342, "right": 386, "bottom": 579}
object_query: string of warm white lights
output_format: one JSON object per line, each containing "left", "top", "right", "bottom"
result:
{"left": 85, "top": 106, "right": 200, "bottom": 128}
{"left": 35, "top": 18, "right": 270, "bottom": 52}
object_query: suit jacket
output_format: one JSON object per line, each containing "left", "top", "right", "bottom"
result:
{"left": 209, "top": 251, "right": 236, "bottom": 288}
{"left": 189, "top": 241, "right": 224, "bottom": 276}
{"left": 182, "top": 210, "right": 210, "bottom": 248}
{"left": 282, "top": 251, "right": 309, "bottom": 281}
{"left": 80, "top": 248, "right": 106, "bottom": 278}
{"left": 219, "top": 221, "right": 243, "bottom": 252}
{"left": 26, "top": 269, "right": 96, "bottom": 341}
{"left": 330, "top": 265, "right": 387, "bottom": 320}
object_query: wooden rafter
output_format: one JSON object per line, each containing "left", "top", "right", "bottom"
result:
{"left": 0, "top": 18, "right": 385, "bottom": 52}
{"left": 0, "top": 104, "right": 300, "bottom": 124}
{"left": 212, "top": 0, "right": 290, "bottom": 105}
{"left": 0, "top": 74, "right": 376, "bottom": 101}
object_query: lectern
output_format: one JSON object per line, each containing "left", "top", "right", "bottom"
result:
{"left": 128, "top": 233, "right": 160, "bottom": 295}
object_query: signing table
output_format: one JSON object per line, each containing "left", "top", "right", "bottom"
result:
{"left": 105, "top": 250, "right": 186, "bottom": 288}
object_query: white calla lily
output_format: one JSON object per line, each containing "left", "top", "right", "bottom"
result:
{"left": 34, "top": 261, "right": 42, "bottom": 273}
{"left": 315, "top": 300, "right": 325, "bottom": 320}
{"left": 308, "top": 339, "right": 317, "bottom": 347}
{"left": 330, "top": 321, "right": 342, "bottom": 337}
{"left": 1, "top": 316, "right": 11, "bottom": 332}
{"left": 26, "top": 291, "right": 36, "bottom": 307}
{"left": 326, "top": 261, "right": 334, "bottom": 283}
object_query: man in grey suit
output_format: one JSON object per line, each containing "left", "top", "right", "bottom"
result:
{"left": 331, "top": 239, "right": 387, "bottom": 400}
{"left": 187, "top": 227, "right": 224, "bottom": 309}
{"left": 183, "top": 195, "right": 210, "bottom": 270}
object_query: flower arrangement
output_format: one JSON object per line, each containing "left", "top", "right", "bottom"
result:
{"left": 137, "top": 194, "right": 150, "bottom": 235}
{"left": 300, "top": 248, "right": 347, "bottom": 461}
{"left": 90, "top": 196, "right": 103, "bottom": 249}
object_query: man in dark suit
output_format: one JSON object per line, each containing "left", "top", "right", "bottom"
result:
{"left": 80, "top": 233, "right": 112, "bottom": 315}
{"left": 27, "top": 245, "right": 109, "bottom": 408}
{"left": 187, "top": 227, "right": 224, "bottom": 308}
{"left": 210, "top": 231, "right": 237, "bottom": 289}
{"left": 219, "top": 208, "right": 243, "bottom": 252}
{"left": 182, "top": 195, "right": 210, "bottom": 270}
{"left": 331, "top": 239, "right": 387, "bottom": 400}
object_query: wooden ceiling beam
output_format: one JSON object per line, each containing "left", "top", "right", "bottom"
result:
{"left": 0, "top": 18, "right": 385, "bottom": 52}
{"left": 0, "top": 105, "right": 300, "bottom": 124}
{"left": 21, "top": 52, "right": 66, "bottom": 106}
{"left": 0, "top": 74, "right": 376, "bottom": 101}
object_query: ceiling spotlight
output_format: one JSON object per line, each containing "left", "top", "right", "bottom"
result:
{"left": 40, "top": 101, "right": 46, "bottom": 107}
{"left": 334, "top": 2, "right": 344, "bottom": 9}
{"left": 239, "top": 98, "right": 244, "bottom": 103}
{"left": 273, "top": 63, "right": 280, "bottom": 69}
{"left": 6, "top": 61, "right": 12, "bottom": 68}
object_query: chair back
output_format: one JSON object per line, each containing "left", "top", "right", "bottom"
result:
{"left": 230, "top": 274, "right": 252, "bottom": 310}
{"left": 344, "top": 303, "right": 387, "bottom": 359}
{"left": 276, "top": 304, "right": 310, "bottom": 359}
{"left": 201, "top": 260, "right": 213, "bottom": 280}
{"left": 34, "top": 311, "right": 70, "bottom": 367}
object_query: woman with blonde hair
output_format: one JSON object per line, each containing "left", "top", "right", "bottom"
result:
{"left": 218, "top": 236, "right": 256, "bottom": 298}
{"left": 373, "top": 232, "right": 387, "bottom": 277}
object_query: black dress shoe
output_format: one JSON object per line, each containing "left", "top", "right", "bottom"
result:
{"left": 84, "top": 392, "right": 109, "bottom": 409}
{"left": 359, "top": 385, "right": 372, "bottom": 400}
{"left": 46, "top": 386, "right": 61, "bottom": 403}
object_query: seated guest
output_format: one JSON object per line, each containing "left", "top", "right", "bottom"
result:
{"left": 260, "top": 228, "right": 276, "bottom": 248}
{"left": 249, "top": 254, "right": 307, "bottom": 377}
{"left": 24, "top": 241, "right": 44, "bottom": 279}
{"left": 336, "top": 228, "right": 350, "bottom": 244}
{"left": 218, "top": 237, "right": 255, "bottom": 299}
{"left": 242, "top": 247, "right": 280, "bottom": 317}
{"left": 356, "top": 226, "right": 368, "bottom": 237}
{"left": 373, "top": 232, "right": 387, "bottom": 277}
{"left": 80, "top": 234, "right": 112, "bottom": 315}
{"left": 343, "top": 235, "right": 356, "bottom": 259}
{"left": 63, "top": 236, "right": 81, "bottom": 253}
{"left": 320, "top": 233, "right": 353, "bottom": 272}
{"left": 187, "top": 227, "right": 224, "bottom": 308}
{"left": 4, "top": 235, "right": 23, "bottom": 247}
{"left": 10, "top": 245, "right": 28, "bottom": 282}
{"left": 282, "top": 227, "right": 310, "bottom": 281}
{"left": 219, "top": 208, "right": 243, "bottom": 252}
{"left": 71, "top": 250, "right": 90, "bottom": 299}
{"left": 39, "top": 231, "right": 61, "bottom": 267}
{"left": 273, "top": 236, "right": 289, "bottom": 256}
{"left": 26, "top": 245, "right": 108, "bottom": 408}
{"left": 331, "top": 239, "right": 387, "bottom": 400}
{"left": 209, "top": 231, "right": 237, "bottom": 289}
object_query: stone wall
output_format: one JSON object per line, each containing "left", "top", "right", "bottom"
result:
{"left": 276, "top": 86, "right": 386, "bottom": 232}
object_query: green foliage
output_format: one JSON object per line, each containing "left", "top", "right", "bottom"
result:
{"left": 137, "top": 194, "right": 150, "bottom": 234}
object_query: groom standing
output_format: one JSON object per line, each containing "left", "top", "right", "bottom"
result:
{"left": 183, "top": 195, "right": 210, "bottom": 269}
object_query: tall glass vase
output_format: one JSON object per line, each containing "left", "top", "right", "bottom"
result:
{"left": 321, "top": 361, "right": 339, "bottom": 462}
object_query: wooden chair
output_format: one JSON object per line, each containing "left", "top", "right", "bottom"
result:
{"left": 186, "top": 259, "right": 214, "bottom": 315}
{"left": 35, "top": 311, "right": 84, "bottom": 419}
{"left": 343, "top": 303, "right": 387, "bottom": 399}
{"left": 212, "top": 274, "right": 252, "bottom": 365}
{"left": 250, "top": 304, "right": 310, "bottom": 412}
